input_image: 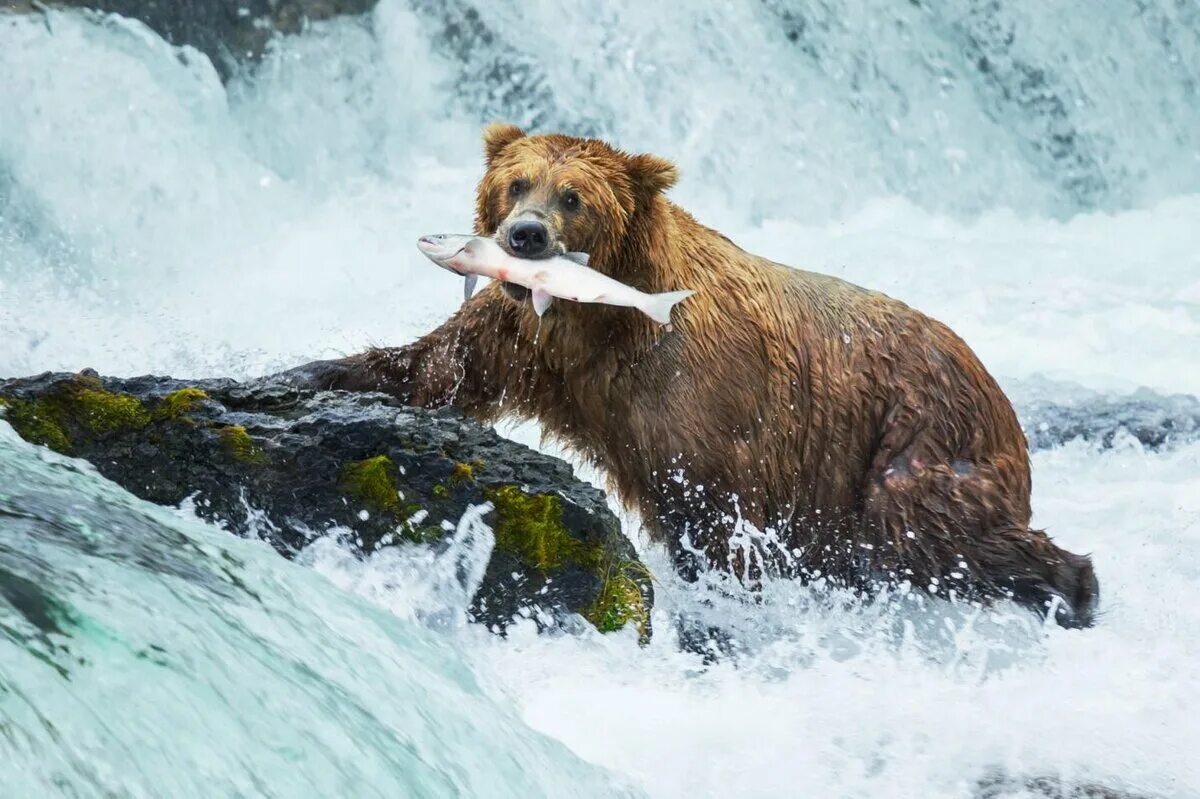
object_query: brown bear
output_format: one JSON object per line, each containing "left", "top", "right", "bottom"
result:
{"left": 282, "top": 124, "right": 1099, "bottom": 627}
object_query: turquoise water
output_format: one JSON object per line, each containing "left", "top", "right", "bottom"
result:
{"left": 0, "top": 427, "right": 635, "bottom": 797}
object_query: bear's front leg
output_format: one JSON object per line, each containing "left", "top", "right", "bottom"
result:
{"left": 271, "top": 288, "right": 525, "bottom": 415}
{"left": 272, "top": 349, "right": 417, "bottom": 397}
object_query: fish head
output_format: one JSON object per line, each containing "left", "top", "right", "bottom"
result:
{"left": 416, "top": 234, "right": 474, "bottom": 272}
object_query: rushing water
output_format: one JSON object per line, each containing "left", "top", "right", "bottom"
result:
{"left": 2, "top": 2, "right": 1199, "bottom": 797}
{"left": 0, "top": 426, "right": 634, "bottom": 796}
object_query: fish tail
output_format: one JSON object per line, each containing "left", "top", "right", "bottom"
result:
{"left": 642, "top": 289, "right": 696, "bottom": 325}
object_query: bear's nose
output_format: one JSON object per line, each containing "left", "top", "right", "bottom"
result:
{"left": 507, "top": 220, "right": 550, "bottom": 258}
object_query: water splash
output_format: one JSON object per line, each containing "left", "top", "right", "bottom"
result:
{"left": 301, "top": 501, "right": 496, "bottom": 630}
{"left": 0, "top": 425, "right": 635, "bottom": 797}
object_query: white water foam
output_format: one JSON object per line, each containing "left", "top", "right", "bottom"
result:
{"left": 3, "top": 4, "right": 1199, "bottom": 796}
{"left": 309, "top": 438, "right": 1200, "bottom": 798}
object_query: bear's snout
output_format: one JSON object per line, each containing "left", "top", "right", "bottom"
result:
{"left": 506, "top": 219, "right": 552, "bottom": 258}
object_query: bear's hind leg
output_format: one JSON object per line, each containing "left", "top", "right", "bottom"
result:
{"left": 861, "top": 455, "right": 1099, "bottom": 627}
{"left": 978, "top": 528, "right": 1099, "bottom": 628}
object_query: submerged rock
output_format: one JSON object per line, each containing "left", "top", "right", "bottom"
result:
{"left": 973, "top": 771, "right": 1154, "bottom": 799}
{"left": 1018, "top": 388, "right": 1200, "bottom": 452}
{"left": 0, "top": 371, "right": 652, "bottom": 639}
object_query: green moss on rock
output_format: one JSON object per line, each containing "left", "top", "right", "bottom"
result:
{"left": 484, "top": 485, "right": 589, "bottom": 571}
{"left": 340, "top": 455, "right": 403, "bottom": 512}
{"left": 451, "top": 461, "right": 478, "bottom": 483}
{"left": 0, "top": 377, "right": 151, "bottom": 453}
{"left": 69, "top": 387, "right": 151, "bottom": 434}
{"left": 153, "top": 387, "right": 209, "bottom": 421}
{"left": 484, "top": 484, "right": 652, "bottom": 639}
{"left": 406, "top": 525, "right": 445, "bottom": 545}
{"left": 584, "top": 561, "right": 652, "bottom": 641}
{"left": 0, "top": 397, "right": 73, "bottom": 453}
{"left": 338, "top": 455, "right": 439, "bottom": 545}
{"left": 218, "top": 425, "right": 266, "bottom": 464}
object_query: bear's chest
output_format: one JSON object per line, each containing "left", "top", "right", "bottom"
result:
{"left": 529, "top": 327, "right": 688, "bottom": 441}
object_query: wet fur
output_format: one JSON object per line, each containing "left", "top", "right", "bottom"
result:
{"left": 310, "top": 125, "right": 1099, "bottom": 627}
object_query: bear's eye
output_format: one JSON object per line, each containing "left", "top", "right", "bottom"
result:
{"left": 508, "top": 179, "right": 527, "bottom": 199}
{"left": 562, "top": 190, "right": 581, "bottom": 213}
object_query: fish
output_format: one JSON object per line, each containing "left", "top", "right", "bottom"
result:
{"left": 416, "top": 234, "right": 695, "bottom": 325}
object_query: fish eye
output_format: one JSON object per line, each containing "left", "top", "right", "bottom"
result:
{"left": 508, "top": 179, "right": 527, "bottom": 199}
{"left": 562, "top": 190, "right": 581, "bottom": 212}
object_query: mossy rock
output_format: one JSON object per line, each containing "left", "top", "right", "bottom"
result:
{"left": 337, "top": 455, "right": 440, "bottom": 544}
{"left": 0, "top": 373, "right": 151, "bottom": 453}
{"left": 152, "top": 387, "right": 210, "bottom": 421}
{"left": 451, "top": 461, "right": 480, "bottom": 483}
{"left": 484, "top": 484, "right": 652, "bottom": 641}
{"left": 0, "top": 371, "right": 653, "bottom": 640}
{"left": 218, "top": 425, "right": 267, "bottom": 465}
{"left": 1, "top": 395, "right": 74, "bottom": 453}
{"left": 485, "top": 485, "right": 587, "bottom": 571}
{"left": 340, "top": 455, "right": 404, "bottom": 511}
{"left": 585, "top": 561, "right": 653, "bottom": 639}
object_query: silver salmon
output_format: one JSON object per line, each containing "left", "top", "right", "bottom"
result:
{"left": 416, "top": 234, "right": 695, "bottom": 325}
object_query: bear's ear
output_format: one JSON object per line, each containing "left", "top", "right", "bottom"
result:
{"left": 483, "top": 123, "right": 526, "bottom": 166}
{"left": 627, "top": 152, "right": 679, "bottom": 197}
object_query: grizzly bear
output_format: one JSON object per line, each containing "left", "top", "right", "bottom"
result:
{"left": 282, "top": 124, "right": 1099, "bottom": 627}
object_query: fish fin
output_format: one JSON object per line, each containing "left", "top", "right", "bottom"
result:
{"left": 531, "top": 287, "right": 553, "bottom": 316}
{"left": 562, "top": 251, "right": 590, "bottom": 266}
{"left": 642, "top": 289, "right": 695, "bottom": 325}
{"left": 463, "top": 274, "right": 478, "bottom": 302}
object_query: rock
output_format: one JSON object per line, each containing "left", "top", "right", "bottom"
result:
{"left": 404, "top": 0, "right": 603, "bottom": 135}
{"left": 1, "top": 0, "right": 378, "bottom": 80}
{"left": 0, "top": 371, "right": 652, "bottom": 639}
{"left": 974, "top": 771, "right": 1155, "bottom": 799}
{"left": 1018, "top": 388, "right": 1200, "bottom": 452}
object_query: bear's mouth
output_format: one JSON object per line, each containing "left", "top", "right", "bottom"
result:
{"left": 495, "top": 235, "right": 566, "bottom": 302}
{"left": 498, "top": 240, "right": 558, "bottom": 302}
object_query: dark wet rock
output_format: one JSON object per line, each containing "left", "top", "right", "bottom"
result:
{"left": 947, "top": 2, "right": 1119, "bottom": 210}
{"left": 1018, "top": 388, "right": 1200, "bottom": 452}
{"left": 2, "top": 0, "right": 376, "bottom": 80}
{"left": 0, "top": 565, "right": 74, "bottom": 638}
{"left": 974, "top": 771, "right": 1156, "bottom": 799}
{"left": 404, "top": 0, "right": 602, "bottom": 136}
{"left": 0, "top": 371, "right": 652, "bottom": 639}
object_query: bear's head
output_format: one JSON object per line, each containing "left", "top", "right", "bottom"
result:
{"left": 474, "top": 124, "right": 678, "bottom": 280}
